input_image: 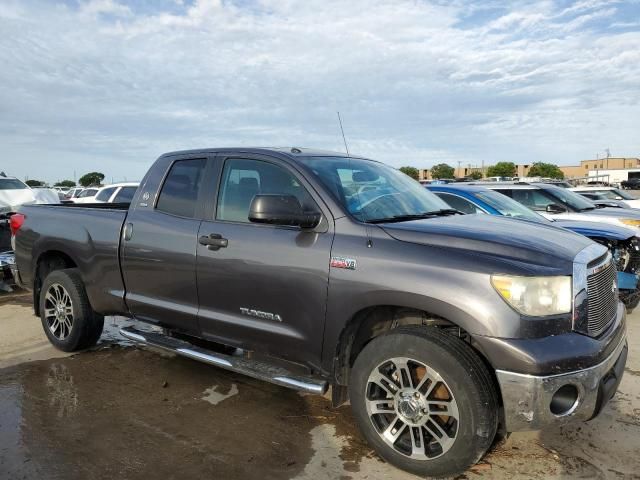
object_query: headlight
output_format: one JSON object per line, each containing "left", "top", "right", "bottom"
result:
{"left": 491, "top": 275, "right": 572, "bottom": 316}
{"left": 620, "top": 219, "right": 640, "bottom": 227}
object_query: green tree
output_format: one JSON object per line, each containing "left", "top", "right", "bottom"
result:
{"left": 26, "top": 179, "right": 45, "bottom": 187}
{"left": 527, "top": 162, "right": 565, "bottom": 179}
{"left": 399, "top": 166, "right": 420, "bottom": 181}
{"left": 54, "top": 180, "right": 76, "bottom": 188}
{"left": 430, "top": 163, "right": 455, "bottom": 179}
{"left": 79, "top": 172, "right": 105, "bottom": 187}
{"left": 486, "top": 162, "right": 516, "bottom": 178}
{"left": 469, "top": 171, "right": 483, "bottom": 180}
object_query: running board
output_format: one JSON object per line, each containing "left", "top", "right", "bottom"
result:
{"left": 119, "top": 326, "right": 328, "bottom": 395}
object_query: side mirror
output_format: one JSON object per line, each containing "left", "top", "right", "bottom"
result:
{"left": 249, "top": 194, "right": 321, "bottom": 229}
{"left": 546, "top": 203, "right": 567, "bottom": 214}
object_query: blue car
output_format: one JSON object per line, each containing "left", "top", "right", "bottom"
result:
{"left": 428, "top": 184, "right": 640, "bottom": 311}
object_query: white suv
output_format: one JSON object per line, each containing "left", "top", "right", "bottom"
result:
{"left": 84, "top": 182, "right": 139, "bottom": 204}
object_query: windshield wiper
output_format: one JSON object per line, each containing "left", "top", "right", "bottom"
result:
{"left": 365, "top": 209, "right": 462, "bottom": 224}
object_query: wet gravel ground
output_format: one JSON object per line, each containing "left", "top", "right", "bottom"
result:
{"left": 1, "top": 293, "right": 639, "bottom": 480}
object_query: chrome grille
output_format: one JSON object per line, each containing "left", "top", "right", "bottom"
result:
{"left": 585, "top": 261, "right": 618, "bottom": 336}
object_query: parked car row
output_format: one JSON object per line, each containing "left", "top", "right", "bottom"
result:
{"left": 10, "top": 148, "right": 629, "bottom": 478}
{"left": 61, "top": 182, "right": 139, "bottom": 203}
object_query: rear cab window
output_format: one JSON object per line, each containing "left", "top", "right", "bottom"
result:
{"left": 156, "top": 159, "right": 206, "bottom": 218}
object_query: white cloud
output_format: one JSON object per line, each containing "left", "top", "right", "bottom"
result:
{"left": 79, "top": 0, "right": 132, "bottom": 18}
{"left": 0, "top": 0, "right": 638, "bottom": 183}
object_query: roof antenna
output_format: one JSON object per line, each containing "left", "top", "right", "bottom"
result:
{"left": 337, "top": 111, "right": 350, "bottom": 156}
{"left": 337, "top": 112, "right": 372, "bottom": 247}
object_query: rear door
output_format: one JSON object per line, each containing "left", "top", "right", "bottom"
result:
{"left": 121, "top": 156, "right": 210, "bottom": 332}
{"left": 195, "top": 153, "right": 334, "bottom": 364}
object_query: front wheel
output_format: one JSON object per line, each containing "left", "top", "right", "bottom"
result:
{"left": 349, "top": 326, "right": 498, "bottom": 477}
{"left": 40, "top": 269, "right": 104, "bottom": 352}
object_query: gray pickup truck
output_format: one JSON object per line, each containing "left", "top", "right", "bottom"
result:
{"left": 13, "top": 148, "right": 628, "bottom": 477}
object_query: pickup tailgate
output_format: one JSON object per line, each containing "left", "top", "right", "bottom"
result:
{"left": 14, "top": 204, "right": 129, "bottom": 315}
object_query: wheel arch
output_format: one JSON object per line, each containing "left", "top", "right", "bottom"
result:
{"left": 33, "top": 250, "right": 78, "bottom": 316}
{"left": 330, "top": 304, "right": 503, "bottom": 420}
{"left": 332, "top": 305, "right": 470, "bottom": 385}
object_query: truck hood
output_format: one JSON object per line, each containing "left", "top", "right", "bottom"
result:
{"left": 552, "top": 219, "right": 636, "bottom": 241}
{"left": 380, "top": 214, "right": 592, "bottom": 266}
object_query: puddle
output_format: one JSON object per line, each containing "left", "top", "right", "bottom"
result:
{"left": 45, "top": 363, "right": 78, "bottom": 418}
{"left": 0, "top": 380, "right": 47, "bottom": 478}
{"left": 0, "top": 348, "right": 326, "bottom": 479}
{"left": 202, "top": 383, "right": 239, "bottom": 405}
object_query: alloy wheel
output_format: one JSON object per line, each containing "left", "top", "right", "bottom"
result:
{"left": 44, "top": 283, "right": 74, "bottom": 340}
{"left": 365, "top": 356, "right": 459, "bottom": 460}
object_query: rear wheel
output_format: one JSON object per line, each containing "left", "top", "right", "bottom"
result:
{"left": 349, "top": 326, "right": 498, "bottom": 477}
{"left": 40, "top": 269, "right": 104, "bottom": 352}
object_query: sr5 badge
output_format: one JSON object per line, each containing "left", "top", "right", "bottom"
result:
{"left": 330, "top": 256, "right": 357, "bottom": 270}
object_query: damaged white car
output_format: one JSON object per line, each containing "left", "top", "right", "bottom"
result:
{"left": 0, "top": 176, "right": 58, "bottom": 215}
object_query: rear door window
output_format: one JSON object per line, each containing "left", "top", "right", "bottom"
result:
{"left": 433, "top": 192, "right": 484, "bottom": 214}
{"left": 495, "top": 188, "right": 555, "bottom": 211}
{"left": 78, "top": 189, "right": 98, "bottom": 198}
{"left": 156, "top": 159, "right": 206, "bottom": 218}
{"left": 95, "top": 187, "right": 117, "bottom": 202}
{"left": 113, "top": 186, "right": 138, "bottom": 203}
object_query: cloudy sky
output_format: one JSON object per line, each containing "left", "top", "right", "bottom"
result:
{"left": 1, "top": 0, "right": 639, "bottom": 184}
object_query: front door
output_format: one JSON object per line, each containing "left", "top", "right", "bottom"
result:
{"left": 196, "top": 155, "right": 333, "bottom": 365}
{"left": 122, "top": 157, "right": 208, "bottom": 332}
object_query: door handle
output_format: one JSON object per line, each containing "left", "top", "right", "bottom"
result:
{"left": 199, "top": 233, "right": 228, "bottom": 251}
{"left": 123, "top": 223, "right": 133, "bottom": 241}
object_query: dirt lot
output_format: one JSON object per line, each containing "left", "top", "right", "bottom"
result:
{"left": 0, "top": 291, "right": 639, "bottom": 480}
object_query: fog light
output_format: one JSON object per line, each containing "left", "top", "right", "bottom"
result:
{"left": 550, "top": 384, "right": 579, "bottom": 416}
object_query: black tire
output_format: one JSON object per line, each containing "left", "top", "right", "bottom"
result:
{"left": 625, "top": 295, "right": 640, "bottom": 313}
{"left": 349, "top": 326, "right": 498, "bottom": 478}
{"left": 39, "top": 269, "right": 104, "bottom": 352}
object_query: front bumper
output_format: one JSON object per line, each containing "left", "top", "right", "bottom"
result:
{"left": 496, "top": 328, "right": 628, "bottom": 432}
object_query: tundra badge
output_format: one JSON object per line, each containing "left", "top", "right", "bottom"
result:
{"left": 240, "top": 308, "right": 283, "bottom": 322}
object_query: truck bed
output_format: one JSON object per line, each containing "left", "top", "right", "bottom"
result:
{"left": 14, "top": 203, "right": 129, "bottom": 315}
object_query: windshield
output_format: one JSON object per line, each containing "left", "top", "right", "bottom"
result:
{"left": 0, "top": 178, "right": 28, "bottom": 190}
{"left": 475, "top": 190, "right": 548, "bottom": 223}
{"left": 545, "top": 187, "right": 597, "bottom": 212}
{"left": 300, "top": 156, "right": 450, "bottom": 222}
